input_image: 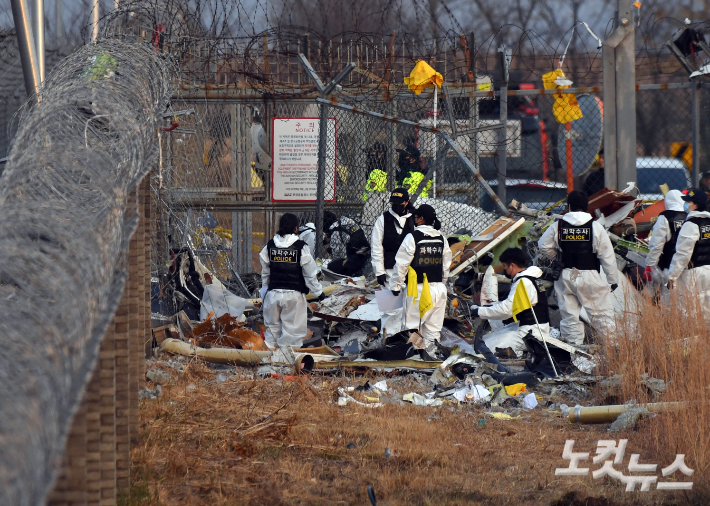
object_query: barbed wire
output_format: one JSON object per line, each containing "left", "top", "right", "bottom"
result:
{"left": 0, "top": 35, "right": 175, "bottom": 505}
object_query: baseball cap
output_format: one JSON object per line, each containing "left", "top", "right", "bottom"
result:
{"left": 414, "top": 204, "right": 437, "bottom": 223}
{"left": 681, "top": 188, "right": 708, "bottom": 206}
{"left": 390, "top": 188, "right": 409, "bottom": 203}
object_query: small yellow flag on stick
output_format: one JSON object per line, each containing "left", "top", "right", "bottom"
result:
{"left": 404, "top": 60, "right": 443, "bottom": 95}
{"left": 542, "top": 68, "right": 583, "bottom": 123}
{"left": 511, "top": 279, "right": 533, "bottom": 322}
{"left": 407, "top": 266, "right": 418, "bottom": 298}
{"left": 419, "top": 273, "right": 433, "bottom": 319}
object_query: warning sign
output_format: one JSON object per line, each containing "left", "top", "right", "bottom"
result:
{"left": 272, "top": 117, "right": 336, "bottom": 201}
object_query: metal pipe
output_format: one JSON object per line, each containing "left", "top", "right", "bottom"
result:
{"left": 35, "top": 0, "right": 44, "bottom": 81}
{"left": 10, "top": 0, "right": 41, "bottom": 100}
{"left": 55, "top": 0, "right": 61, "bottom": 44}
{"left": 91, "top": 0, "right": 99, "bottom": 42}
{"left": 497, "top": 47, "right": 509, "bottom": 205}
{"left": 692, "top": 81, "right": 700, "bottom": 186}
{"left": 314, "top": 101, "right": 328, "bottom": 258}
{"left": 569, "top": 401, "right": 685, "bottom": 424}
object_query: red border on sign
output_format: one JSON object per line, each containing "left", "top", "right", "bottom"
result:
{"left": 271, "top": 117, "right": 337, "bottom": 202}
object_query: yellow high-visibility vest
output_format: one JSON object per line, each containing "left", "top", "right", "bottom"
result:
{"left": 363, "top": 169, "right": 388, "bottom": 201}
{"left": 403, "top": 171, "right": 431, "bottom": 198}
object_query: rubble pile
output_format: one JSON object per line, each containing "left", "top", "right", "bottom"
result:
{"left": 148, "top": 185, "right": 682, "bottom": 429}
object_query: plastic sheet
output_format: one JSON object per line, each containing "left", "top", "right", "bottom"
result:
{"left": 200, "top": 284, "right": 247, "bottom": 320}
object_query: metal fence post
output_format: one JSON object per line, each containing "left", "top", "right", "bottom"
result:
{"left": 315, "top": 100, "right": 328, "bottom": 258}
{"left": 692, "top": 81, "right": 701, "bottom": 186}
{"left": 496, "top": 47, "right": 509, "bottom": 205}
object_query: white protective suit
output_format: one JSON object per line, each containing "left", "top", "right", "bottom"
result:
{"left": 389, "top": 225, "right": 452, "bottom": 350}
{"left": 371, "top": 208, "right": 414, "bottom": 288}
{"left": 259, "top": 234, "right": 323, "bottom": 349}
{"left": 646, "top": 190, "right": 686, "bottom": 283}
{"left": 538, "top": 212, "right": 618, "bottom": 345}
{"left": 478, "top": 266, "right": 551, "bottom": 357}
{"left": 668, "top": 210, "right": 710, "bottom": 318}
{"left": 298, "top": 223, "right": 316, "bottom": 254}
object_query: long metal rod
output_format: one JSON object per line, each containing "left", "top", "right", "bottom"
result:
{"left": 91, "top": 0, "right": 99, "bottom": 42}
{"left": 10, "top": 0, "right": 41, "bottom": 100}
{"left": 35, "top": 0, "right": 44, "bottom": 81}
{"left": 440, "top": 131, "right": 510, "bottom": 216}
{"left": 692, "top": 81, "right": 700, "bottom": 186}
{"left": 316, "top": 96, "right": 502, "bottom": 135}
{"left": 176, "top": 82, "right": 694, "bottom": 102}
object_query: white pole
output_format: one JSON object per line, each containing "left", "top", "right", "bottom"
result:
{"left": 91, "top": 0, "right": 99, "bottom": 42}
{"left": 35, "top": 0, "right": 44, "bottom": 81}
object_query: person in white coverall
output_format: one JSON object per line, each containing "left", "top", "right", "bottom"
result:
{"left": 645, "top": 190, "right": 687, "bottom": 284}
{"left": 471, "top": 247, "right": 551, "bottom": 357}
{"left": 260, "top": 213, "right": 325, "bottom": 350}
{"left": 298, "top": 220, "right": 316, "bottom": 254}
{"left": 389, "top": 204, "right": 452, "bottom": 360}
{"left": 370, "top": 187, "right": 416, "bottom": 289}
{"left": 538, "top": 190, "right": 618, "bottom": 345}
{"left": 668, "top": 188, "right": 710, "bottom": 318}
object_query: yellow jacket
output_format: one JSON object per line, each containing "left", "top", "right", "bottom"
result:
{"left": 403, "top": 171, "right": 431, "bottom": 198}
{"left": 363, "top": 169, "right": 388, "bottom": 201}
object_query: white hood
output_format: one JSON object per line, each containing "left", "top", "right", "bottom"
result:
{"left": 273, "top": 234, "right": 300, "bottom": 248}
{"left": 299, "top": 222, "right": 315, "bottom": 231}
{"left": 664, "top": 190, "right": 685, "bottom": 212}
{"left": 514, "top": 266, "right": 543, "bottom": 280}
{"left": 561, "top": 211, "right": 593, "bottom": 226}
{"left": 687, "top": 210, "right": 710, "bottom": 219}
{"left": 414, "top": 224, "right": 442, "bottom": 237}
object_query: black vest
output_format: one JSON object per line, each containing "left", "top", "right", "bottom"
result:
{"left": 657, "top": 210, "right": 687, "bottom": 270}
{"left": 514, "top": 275, "right": 551, "bottom": 326}
{"left": 688, "top": 216, "right": 710, "bottom": 269}
{"left": 558, "top": 218, "right": 600, "bottom": 271}
{"left": 411, "top": 230, "right": 445, "bottom": 283}
{"left": 382, "top": 212, "right": 415, "bottom": 269}
{"left": 267, "top": 239, "right": 309, "bottom": 293}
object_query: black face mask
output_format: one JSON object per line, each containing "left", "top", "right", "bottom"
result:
{"left": 391, "top": 203, "right": 407, "bottom": 216}
{"left": 503, "top": 270, "right": 512, "bottom": 279}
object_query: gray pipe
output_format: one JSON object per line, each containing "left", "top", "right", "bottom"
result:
{"left": 10, "top": 0, "right": 41, "bottom": 100}
{"left": 35, "top": 0, "right": 44, "bottom": 81}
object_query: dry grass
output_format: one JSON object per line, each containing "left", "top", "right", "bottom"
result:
{"left": 130, "top": 349, "right": 708, "bottom": 505}
{"left": 600, "top": 287, "right": 710, "bottom": 501}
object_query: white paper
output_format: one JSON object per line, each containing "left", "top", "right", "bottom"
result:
{"left": 375, "top": 289, "right": 404, "bottom": 312}
{"left": 523, "top": 393, "right": 538, "bottom": 410}
{"left": 373, "top": 380, "right": 388, "bottom": 392}
{"left": 453, "top": 385, "right": 491, "bottom": 403}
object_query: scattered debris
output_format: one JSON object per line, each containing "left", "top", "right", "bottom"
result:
{"left": 146, "top": 368, "right": 171, "bottom": 385}
{"left": 403, "top": 393, "right": 443, "bottom": 407}
{"left": 139, "top": 385, "right": 162, "bottom": 400}
{"left": 609, "top": 407, "right": 652, "bottom": 432}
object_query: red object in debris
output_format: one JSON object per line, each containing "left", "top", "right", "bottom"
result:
{"left": 642, "top": 266, "right": 653, "bottom": 282}
{"left": 161, "top": 121, "right": 179, "bottom": 132}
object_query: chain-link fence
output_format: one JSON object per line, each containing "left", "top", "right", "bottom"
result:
{"left": 156, "top": 82, "right": 709, "bottom": 277}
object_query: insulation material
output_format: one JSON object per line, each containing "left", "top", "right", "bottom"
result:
{"left": 200, "top": 284, "right": 247, "bottom": 320}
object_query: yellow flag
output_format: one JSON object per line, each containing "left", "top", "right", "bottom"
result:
{"left": 407, "top": 266, "right": 418, "bottom": 298}
{"left": 404, "top": 60, "right": 443, "bottom": 95}
{"left": 511, "top": 279, "right": 533, "bottom": 322}
{"left": 419, "top": 273, "right": 433, "bottom": 319}
{"left": 542, "top": 68, "right": 583, "bottom": 123}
